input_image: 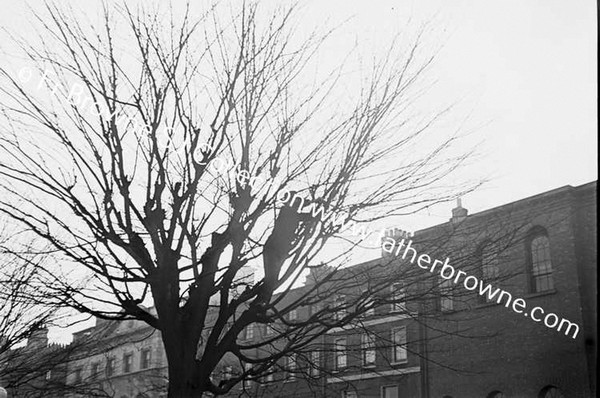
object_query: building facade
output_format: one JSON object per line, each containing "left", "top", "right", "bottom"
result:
{"left": 46, "top": 181, "right": 595, "bottom": 398}
{"left": 421, "top": 181, "right": 596, "bottom": 398}
{"left": 0, "top": 329, "right": 70, "bottom": 398}
{"left": 65, "top": 317, "right": 168, "bottom": 398}
{"left": 222, "top": 181, "right": 596, "bottom": 398}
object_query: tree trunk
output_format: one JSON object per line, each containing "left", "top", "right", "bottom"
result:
{"left": 161, "top": 314, "right": 207, "bottom": 398}
{"left": 167, "top": 379, "right": 205, "bottom": 398}
{"left": 165, "top": 342, "right": 206, "bottom": 398}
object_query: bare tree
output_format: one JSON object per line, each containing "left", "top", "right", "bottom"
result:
{"left": 0, "top": 230, "right": 113, "bottom": 397}
{"left": 0, "top": 2, "right": 479, "bottom": 396}
{"left": 0, "top": 238, "right": 51, "bottom": 354}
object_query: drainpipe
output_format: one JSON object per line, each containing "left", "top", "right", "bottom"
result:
{"left": 418, "top": 301, "right": 430, "bottom": 398}
{"left": 321, "top": 333, "right": 326, "bottom": 397}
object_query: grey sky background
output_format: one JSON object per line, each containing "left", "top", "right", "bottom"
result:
{"left": 1, "top": 0, "right": 596, "bottom": 341}
{"left": 2, "top": 0, "right": 595, "bottom": 225}
{"left": 304, "top": 0, "right": 597, "bottom": 224}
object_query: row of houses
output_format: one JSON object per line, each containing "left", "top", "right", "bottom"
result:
{"left": 1, "top": 181, "right": 596, "bottom": 397}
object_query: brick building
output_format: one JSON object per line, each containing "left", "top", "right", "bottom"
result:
{"left": 222, "top": 181, "right": 596, "bottom": 398}
{"left": 65, "top": 314, "right": 168, "bottom": 397}
{"left": 0, "top": 328, "right": 71, "bottom": 398}
{"left": 419, "top": 181, "right": 596, "bottom": 398}
{"left": 50, "top": 181, "right": 595, "bottom": 398}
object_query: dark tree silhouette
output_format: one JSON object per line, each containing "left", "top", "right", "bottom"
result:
{"left": 0, "top": 2, "right": 480, "bottom": 396}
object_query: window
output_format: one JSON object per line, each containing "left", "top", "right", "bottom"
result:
{"left": 265, "top": 324, "right": 276, "bottom": 336}
{"left": 538, "top": 386, "right": 564, "bottom": 398}
{"left": 288, "top": 309, "right": 298, "bottom": 321}
{"left": 343, "top": 391, "right": 358, "bottom": 398}
{"left": 480, "top": 243, "right": 499, "bottom": 302}
{"left": 74, "top": 367, "right": 83, "bottom": 384}
{"left": 45, "top": 370, "right": 52, "bottom": 380}
{"left": 361, "top": 297, "right": 375, "bottom": 317}
{"left": 245, "top": 324, "right": 254, "bottom": 340}
{"left": 334, "top": 338, "right": 347, "bottom": 370}
{"left": 439, "top": 278, "right": 454, "bottom": 312}
{"left": 265, "top": 370, "right": 274, "bottom": 382}
{"left": 530, "top": 233, "right": 553, "bottom": 293}
{"left": 391, "top": 327, "right": 407, "bottom": 363}
{"left": 106, "top": 357, "right": 115, "bottom": 377}
{"left": 140, "top": 348, "right": 152, "bottom": 369}
{"left": 381, "top": 385, "right": 399, "bottom": 398}
{"left": 91, "top": 362, "right": 100, "bottom": 379}
{"left": 391, "top": 283, "right": 406, "bottom": 313}
{"left": 223, "top": 366, "right": 233, "bottom": 380}
{"left": 361, "top": 334, "right": 376, "bottom": 367}
{"left": 286, "top": 354, "right": 297, "bottom": 380}
{"left": 310, "top": 302, "right": 322, "bottom": 316}
{"left": 310, "top": 350, "right": 320, "bottom": 376}
{"left": 334, "top": 295, "right": 347, "bottom": 321}
{"left": 242, "top": 363, "right": 253, "bottom": 389}
{"left": 123, "top": 352, "right": 133, "bottom": 373}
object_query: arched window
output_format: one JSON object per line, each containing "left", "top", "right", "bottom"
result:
{"left": 439, "top": 278, "right": 454, "bottom": 312}
{"left": 479, "top": 242, "right": 499, "bottom": 302}
{"left": 538, "top": 385, "right": 564, "bottom": 398}
{"left": 487, "top": 391, "right": 504, "bottom": 398}
{"left": 528, "top": 229, "right": 553, "bottom": 293}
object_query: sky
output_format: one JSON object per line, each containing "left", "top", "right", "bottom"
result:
{"left": 286, "top": 0, "right": 597, "bottom": 259}
{"left": 0, "top": 0, "right": 596, "bottom": 341}
{"left": 298, "top": 0, "right": 597, "bottom": 223}
{"left": 1, "top": 0, "right": 595, "bottom": 225}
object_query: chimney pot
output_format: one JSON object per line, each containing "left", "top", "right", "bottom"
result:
{"left": 451, "top": 198, "right": 468, "bottom": 224}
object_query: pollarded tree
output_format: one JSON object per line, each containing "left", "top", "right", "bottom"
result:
{"left": 0, "top": 2, "right": 478, "bottom": 396}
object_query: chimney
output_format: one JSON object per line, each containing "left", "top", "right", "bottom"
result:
{"left": 381, "top": 228, "right": 412, "bottom": 257}
{"left": 28, "top": 327, "right": 49, "bottom": 349}
{"left": 450, "top": 198, "right": 468, "bottom": 224}
{"left": 305, "top": 263, "right": 334, "bottom": 285}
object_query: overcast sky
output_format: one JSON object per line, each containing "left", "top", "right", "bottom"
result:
{"left": 1, "top": 0, "right": 596, "bottom": 340}
{"left": 2, "top": 0, "right": 595, "bottom": 223}
{"left": 301, "top": 0, "right": 597, "bottom": 223}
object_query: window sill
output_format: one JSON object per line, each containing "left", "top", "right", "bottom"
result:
{"left": 439, "top": 308, "right": 457, "bottom": 314}
{"left": 390, "top": 360, "right": 408, "bottom": 366}
{"left": 525, "top": 289, "right": 557, "bottom": 299}
{"left": 362, "top": 364, "right": 376, "bottom": 369}
{"left": 474, "top": 300, "right": 500, "bottom": 309}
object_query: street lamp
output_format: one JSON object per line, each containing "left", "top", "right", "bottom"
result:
{"left": 0, "top": 386, "right": 8, "bottom": 398}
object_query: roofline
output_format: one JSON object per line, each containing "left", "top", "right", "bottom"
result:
{"left": 415, "top": 180, "right": 597, "bottom": 235}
